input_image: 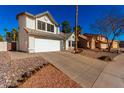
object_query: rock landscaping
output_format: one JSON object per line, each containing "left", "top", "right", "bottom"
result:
{"left": 0, "top": 52, "right": 48, "bottom": 88}
{"left": 0, "top": 51, "right": 80, "bottom": 88}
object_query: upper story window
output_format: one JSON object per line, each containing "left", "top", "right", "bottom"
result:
{"left": 47, "top": 23, "right": 54, "bottom": 32}
{"left": 37, "top": 20, "right": 45, "bottom": 30}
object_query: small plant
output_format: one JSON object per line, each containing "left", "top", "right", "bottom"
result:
{"left": 98, "top": 56, "right": 112, "bottom": 62}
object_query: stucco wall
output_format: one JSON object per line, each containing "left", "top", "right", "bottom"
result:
{"left": 26, "top": 17, "right": 35, "bottom": 29}
{"left": 100, "top": 43, "right": 108, "bottom": 49}
{"left": 28, "top": 36, "right": 35, "bottom": 53}
{"left": 112, "top": 41, "right": 119, "bottom": 48}
{"left": 66, "top": 33, "right": 75, "bottom": 50}
{"left": 0, "top": 42, "right": 7, "bottom": 51}
{"left": 18, "top": 16, "right": 28, "bottom": 52}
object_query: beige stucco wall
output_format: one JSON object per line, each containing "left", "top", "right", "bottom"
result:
{"left": 90, "top": 38, "right": 95, "bottom": 49}
{"left": 26, "top": 17, "right": 35, "bottom": 29}
{"left": 112, "top": 41, "right": 119, "bottom": 48}
{"left": 100, "top": 43, "right": 108, "bottom": 49}
{"left": 18, "top": 16, "right": 28, "bottom": 52}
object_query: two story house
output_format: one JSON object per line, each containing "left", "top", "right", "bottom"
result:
{"left": 17, "top": 11, "right": 65, "bottom": 53}
{"left": 17, "top": 11, "right": 75, "bottom": 53}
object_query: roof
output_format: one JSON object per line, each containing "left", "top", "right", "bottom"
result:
{"left": 60, "top": 32, "right": 74, "bottom": 40}
{"left": 96, "top": 40, "right": 108, "bottom": 44}
{"left": 16, "top": 11, "right": 59, "bottom": 26}
{"left": 79, "top": 34, "right": 88, "bottom": 40}
{"left": 83, "top": 33, "right": 105, "bottom": 37}
{"left": 108, "top": 40, "right": 119, "bottom": 42}
{"left": 24, "top": 27, "right": 63, "bottom": 40}
{"left": 66, "top": 32, "right": 74, "bottom": 39}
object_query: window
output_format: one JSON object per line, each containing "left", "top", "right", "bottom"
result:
{"left": 37, "top": 20, "right": 45, "bottom": 30}
{"left": 68, "top": 41, "right": 71, "bottom": 47}
{"left": 73, "top": 36, "right": 75, "bottom": 38}
{"left": 51, "top": 25, "right": 54, "bottom": 32}
{"left": 47, "top": 23, "right": 51, "bottom": 31}
{"left": 41, "top": 22, "right": 45, "bottom": 30}
{"left": 38, "top": 21, "right": 42, "bottom": 30}
{"left": 72, "top": 41, "right": 75, "bottom": 47}
{"left": 47, "top": 23, "right": 54, "bottom": 32}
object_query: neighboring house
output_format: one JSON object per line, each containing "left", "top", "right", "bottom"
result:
{"left": 66, "top": 32, "right": 75, "bottom": 50}
{"left": 108, "top": 40, "right": 119, "bottom": 49}
{"left": 60, "top": 32, "right": 75, "bottom": 50}
{"left": 119, "top": 41, "right": 124, "bottom": 48}
{"left": 79, "top": 33, "right": 119, "bottom": 50}
{"left": 78, "top": 34, "right": 88, "bottom": 49}
{"left": 83, "top": 33, "right": 108, "bottom": 49}
{"left": 17, "top": 11, "right": 64, "bottom": 53}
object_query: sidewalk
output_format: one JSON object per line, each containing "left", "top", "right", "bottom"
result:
{"left": 93, "top": 53, "right": 124, "bottom": 88}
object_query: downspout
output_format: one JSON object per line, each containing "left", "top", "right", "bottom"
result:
{"left": 34, "top": 17, "right": 36, "bottom": 52}
{"left": 35, "top": 17, "right": 36, "bottom": 31}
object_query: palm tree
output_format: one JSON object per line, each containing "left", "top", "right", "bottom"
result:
{"left": 61, "top": 21, "right": 71, "bottom": 50}
{"left": 0, "top": 34, "right": 3, "bottom": 42}
{"left": 11, "top": 28, "right": 18, "bottom": 42}
{"left": 4, "top": 28, "right": 8, "bottom": 41}
{"left": 73, "top": 25, "right": 82, "bottom": 36}
{"left": 61, "top": 21, "right": 71, "bottom": 33}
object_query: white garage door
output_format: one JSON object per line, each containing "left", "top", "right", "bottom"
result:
{"left": 34, "top": 38, "right": 61, "bottom": 52}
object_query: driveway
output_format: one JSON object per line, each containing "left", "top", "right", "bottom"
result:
{"left": 93, "top": 53, "right": 124, "bottom": 88}
{"left": 40, "top": 51, "right": 107, "bottom": 87}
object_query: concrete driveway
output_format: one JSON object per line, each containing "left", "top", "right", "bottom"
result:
{"left": 40, "top": 51, "right": 107, "bottom": 88}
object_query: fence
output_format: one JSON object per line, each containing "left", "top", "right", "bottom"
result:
{"left": 0, "top": 42, "right": 7, "bottom": 51}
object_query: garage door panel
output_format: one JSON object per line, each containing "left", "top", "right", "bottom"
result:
{"left": 35, "top": 38, "right": 60, "bottom": 52}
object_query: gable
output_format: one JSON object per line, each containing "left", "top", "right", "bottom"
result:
{"left": 17, "top": 11, "right": 59, "bottom": 26}
{"left": 35, "top": 12, "right": 58, "bottom": 26}
{"left": 36, "top": 14, "right": 55, "bottom": 25}
{"left": 68, "top": 33, "right": 75, "bottom": 41}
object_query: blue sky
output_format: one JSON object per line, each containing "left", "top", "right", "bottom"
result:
{"left": 0, "top": 5, "right": 124, "bottom": 40}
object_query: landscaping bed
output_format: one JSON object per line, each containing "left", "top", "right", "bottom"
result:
{"left": 80, "top": 49, "right": 119, "bottom": 61}
{"left": 19, "top": 64, "right": 81, "bottom": 88}
{"left": 0, "top": 52, "right": 48, "bottom": 88}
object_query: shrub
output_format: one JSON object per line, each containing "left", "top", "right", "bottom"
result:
{"left": 98, "top": 56, "right": 112, "bottom": 62}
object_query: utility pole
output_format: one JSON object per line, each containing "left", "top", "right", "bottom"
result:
{"left": 64, "top": 28, "right": 66, "bottom": 50}
{"left": 75, "top": 5, "right": 78, "bottom": 53}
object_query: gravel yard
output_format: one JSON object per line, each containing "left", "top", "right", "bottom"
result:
{"left": 0, "top": 52, "right": 48, "bottom": 87}
{"left": 19, "top": 64, "right": 81, "bottom": 88}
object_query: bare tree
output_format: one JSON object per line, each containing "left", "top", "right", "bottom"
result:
{"left": 91, "top": 8, "right": 124, "bottom": 52}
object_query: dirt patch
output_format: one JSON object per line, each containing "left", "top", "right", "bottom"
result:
{"left": 80, "top": 49, "right": 119, "bottom": 61}
{"left": 19, "top": 64, "right": 81, "bottom": 88}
